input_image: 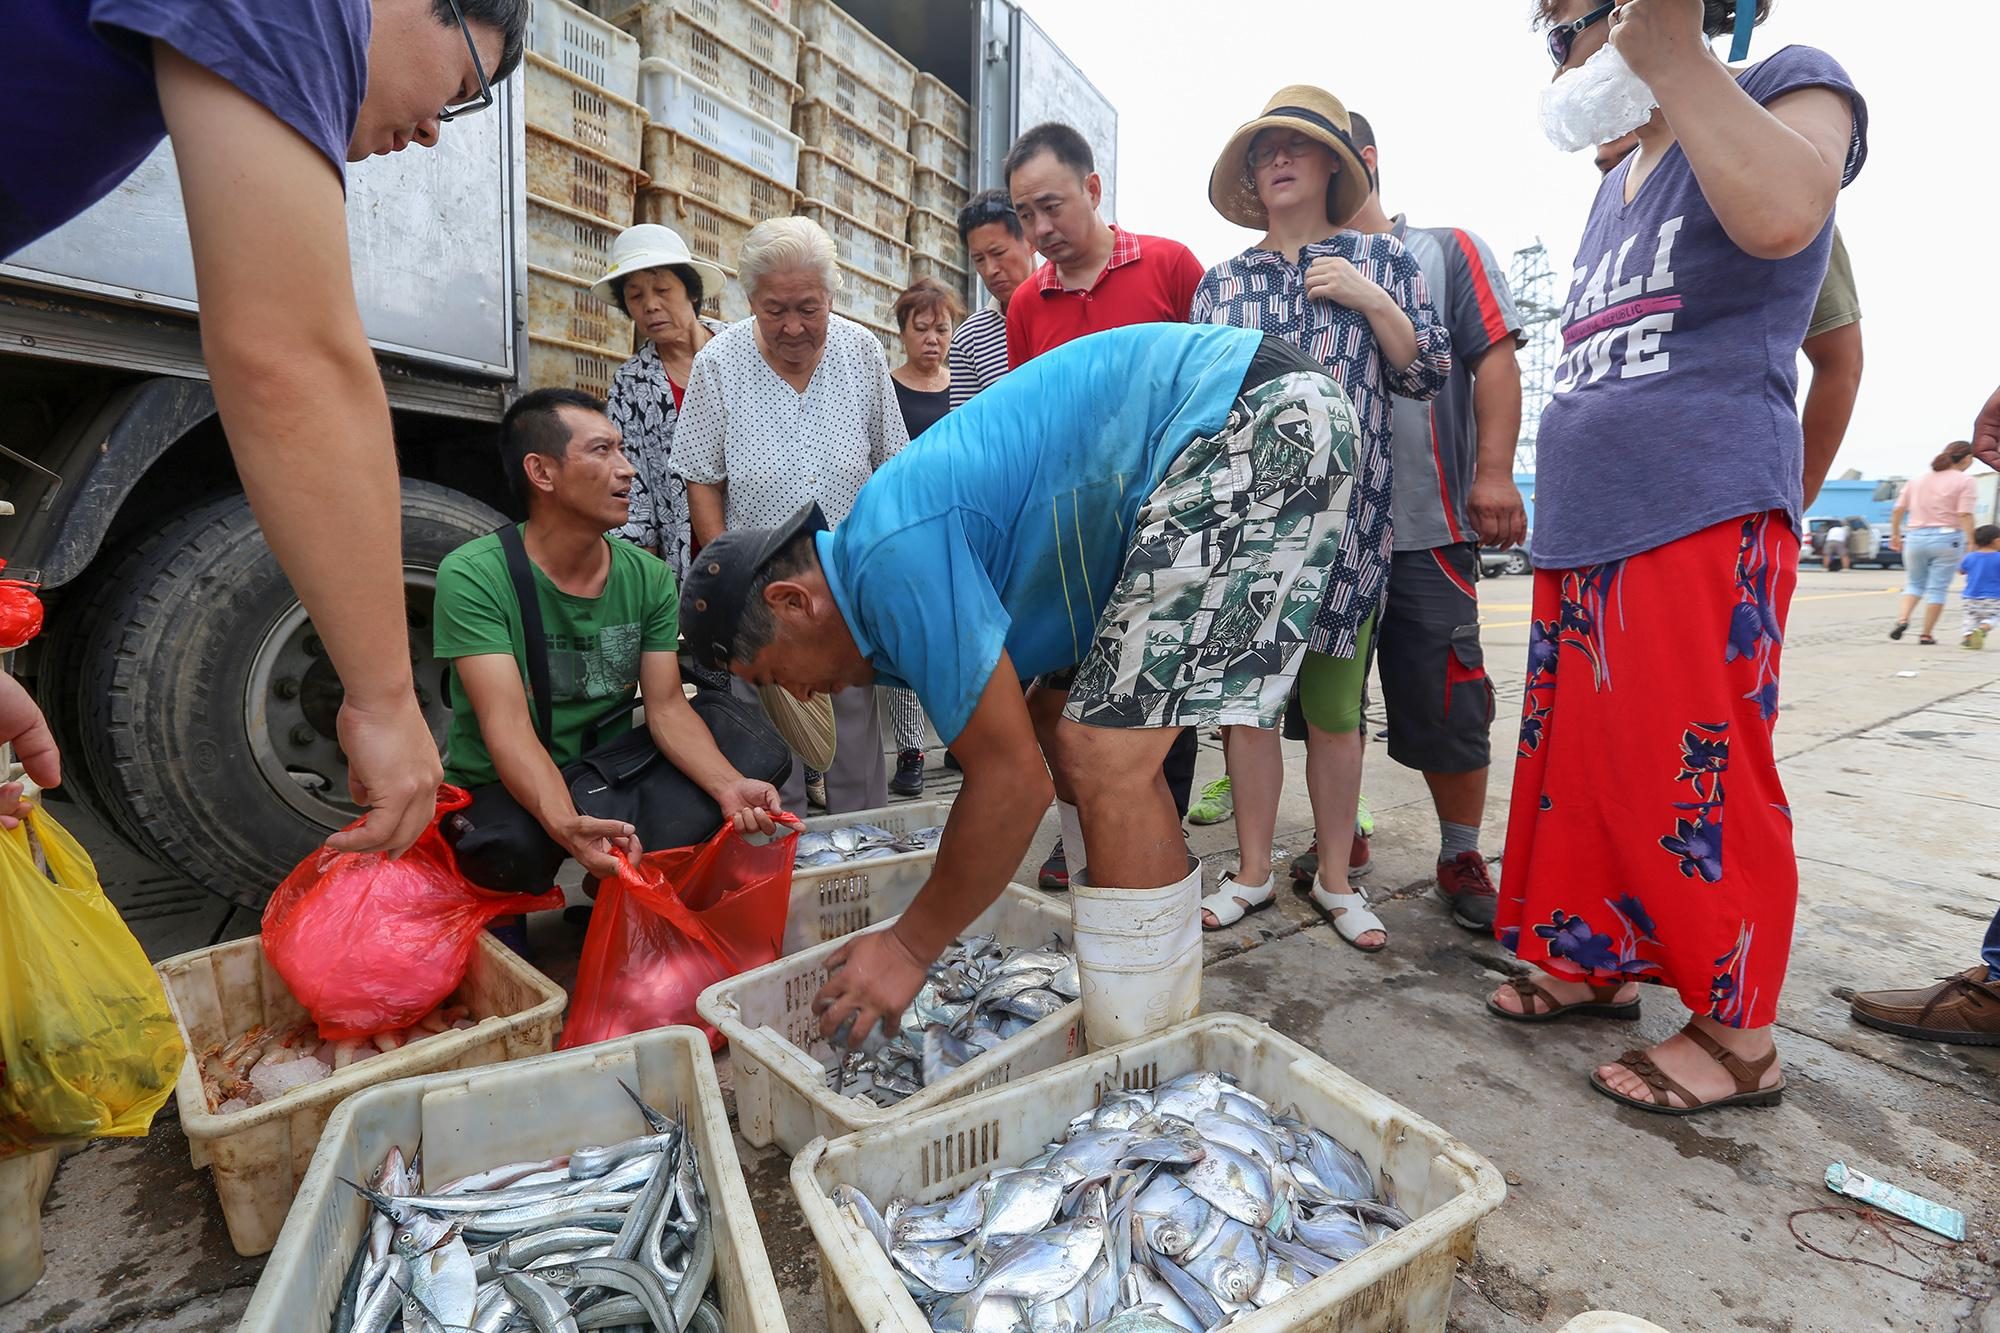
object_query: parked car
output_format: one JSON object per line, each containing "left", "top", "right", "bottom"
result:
{"left": 1480, "top": 543, "right": 1532, "bottom": 577}
{"left": 1802, "top": 515, "right": 1900, "bottom": 569}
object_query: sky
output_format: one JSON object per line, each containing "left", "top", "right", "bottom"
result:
{"left": 1016, "top": 0, "right": 2000, "bottom": 480}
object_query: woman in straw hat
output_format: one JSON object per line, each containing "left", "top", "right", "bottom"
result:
{"left": 596, "top": 222, "right": 730, "bottom": 589}
{"left": 1190, "top": 85, "right": 1451, "bottom": 949}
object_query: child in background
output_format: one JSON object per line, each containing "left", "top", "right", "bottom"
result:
{"left": 1960, "top": 524, "right": 2000, "bottom": 649}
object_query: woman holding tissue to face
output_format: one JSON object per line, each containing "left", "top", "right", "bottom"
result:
{"left": 1489, "top": 0, "right": 1866, "bottom": 1115}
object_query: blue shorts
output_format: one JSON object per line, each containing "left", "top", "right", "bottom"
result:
{"left": 1902, "top": 528, "right": 1965, "bottom": 605}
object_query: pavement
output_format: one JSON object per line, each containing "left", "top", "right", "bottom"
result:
{"left": 4, "top": 565, "right": 1998, "bottom": 1332}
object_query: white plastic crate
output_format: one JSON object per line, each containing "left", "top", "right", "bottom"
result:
{"left": 623, "top": 6, "right": 799, "bottom": 125}
{"left": 154, "top": 934, "right": 566, "bottom": 1256}
{"left": 528, "top": 0, "right": 641, "bottom": 100}
{"left": 611, "top": 0, "right": 802, "bottom": 100}
{"left": 907, "top": 204, "right": 965, "bottom": 268}
{"left": 792, "top": 0, "right": 917, "bottom": 103}
{"left": 527, "top": 192, "right": 622, "bottom": 287}
{"left": 529, "top": 332, "right": 623, "bottom": 397}
{"left": 792, "top": 99, "right": 914, "bottom": 196}
{"left": 640, "top": 57, "right": 801, "bottom": 187}
{"left": 638, "top": 186, "right": 763, "bottom": 274}
{"left": 524, "top": 51, "right": 647, "bottom": 168}
{"left": 913, "top": 72, "right": 971, "bottom": 143}
{"left": 793, "top": 1012, "right": 1508, "bottom": 1333}
{"left": 697, "top": 882, "right": 1079, "bottom": 1153}
{"left": 835, "top": 259, "right": 901, "bottom": 336}
{"left": 798, "top": 46, "right": 913, "bottom": 147}
{"left": 798, "top": 147, "right": 908, "bottom": 238}
{"left": 529, "top": 265, "right": 635, "bottom": 358}
{"left": 785, "top": 799, "right": 951, "bottom": 955}
{"left": 239, "top": 1028, "right": 786, "bottom": 1333}
{"left": 912, "top": 164, "right": 968, "bottom": 219}
{"left": 909, "top": 119, "right": 971, "bottom": 190}
{"left": 803, "top": 199, "right": 909, "bottom": 288}
{"left": 643, "top": 127, "right": 799, "bottom": 228}
{"left": 911, "top": 252, "right": 968, "bottom": 296}
{"left": 527, "top": 124, "right": 646, "bottom": 225}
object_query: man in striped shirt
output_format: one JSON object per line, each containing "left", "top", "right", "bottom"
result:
{"left": 1296, "top": 112, "right": 1526, "bottom": 932}
{"left": 947, "top": 189, "right": 1036, "bottom": 409}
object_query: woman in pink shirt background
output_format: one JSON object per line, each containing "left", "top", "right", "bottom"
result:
{"left": 1888, "top": 441, "right": 1981, "bottom": 644}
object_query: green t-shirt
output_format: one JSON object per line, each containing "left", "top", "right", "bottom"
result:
{"left": 432, "top": 529, "right": 679, "bottom": 789}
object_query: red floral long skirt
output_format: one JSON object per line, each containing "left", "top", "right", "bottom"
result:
{"left": 1496, "top": 512, "right": 1798, "bottom": 1029}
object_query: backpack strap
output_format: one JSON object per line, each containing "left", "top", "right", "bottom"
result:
{"left": 495, "top": 523, "right": 555, "bottom": 752}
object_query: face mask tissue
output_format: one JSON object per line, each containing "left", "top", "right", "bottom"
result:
{"left": 1540, "top": 41, "right": 1658, "bottom": 153}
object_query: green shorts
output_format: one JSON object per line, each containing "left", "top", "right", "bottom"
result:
{"left": 1297, "top": 610, "right": 1377, "bottom": 735}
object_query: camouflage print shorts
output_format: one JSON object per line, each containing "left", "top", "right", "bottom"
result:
{"left": 1064, "top": 370, "right": 1358, "bottom": 731}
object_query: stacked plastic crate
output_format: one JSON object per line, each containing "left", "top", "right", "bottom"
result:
{"left": 789, "top": 0, "right": 916, "bottom": 352}
{"left": 612, "top": 0, "right": 804, "bottom": 324}
{"left": 524, "top": 0, "right": 648, "bottom": 397}
{"left": 907, "top": 73, "right": 972, "bottom": 294}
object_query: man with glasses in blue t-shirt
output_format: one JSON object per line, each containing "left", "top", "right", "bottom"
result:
{"left": 0, "top": 0, "right": 526, "bottom": 859}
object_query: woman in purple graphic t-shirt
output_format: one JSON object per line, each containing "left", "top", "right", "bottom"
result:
{"left": 1489, "top": 0, "right": 1868, "bottom": 1117}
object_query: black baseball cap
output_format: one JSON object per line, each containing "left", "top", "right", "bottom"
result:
{"left": 680, "top": 501, "right": 828, "bottom": 670}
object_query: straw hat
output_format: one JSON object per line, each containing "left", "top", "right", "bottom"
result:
{"left": 758, "top": 685, "right": 838, "bottom": 771}
{"left": 1208, "top": 86, "right": 1372, "bottom": 231}
{"left": 592, "top": 223, "right": 727, "bottom": 311}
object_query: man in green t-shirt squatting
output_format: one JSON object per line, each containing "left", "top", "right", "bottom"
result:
{"left": 432, "top": 389, "right": 782, "bottom": 882}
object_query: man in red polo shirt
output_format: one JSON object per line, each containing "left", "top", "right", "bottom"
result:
{"left": 1003, "top": 120, "right": 1208, "bottom": 891}
{"left": 1004, "top": 122, "right": 1207, "bottom": 367}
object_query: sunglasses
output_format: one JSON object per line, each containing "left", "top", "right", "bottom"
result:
{"left": 1547, "top": 1, "right": 1617, "bottom": 68}
{"left": 438, "top": 0, "right": 494, "bottom": 122}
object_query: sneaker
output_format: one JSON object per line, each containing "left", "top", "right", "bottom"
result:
{"left": 805, "top": 766, "right": 829, "bottom": 811}
{"left": 1850, "top": 966, "right": 2000, "bottom": 1046}
{"left": 1435, "top": 851, "right": 1498, "bottom": 931}
{"left": 1289, "top": 796, "right": 1375, "bottom": 886}
{"left": 891, "top": 748, "right": 926, "bottom": 796}
{"left": 1967, "top": 628, "right": 1988, "bottom": 651}
{"left": 1187, "top": 777, "right": 1234, "bottom": 825}
{"left": 1038, "top": 838, "right": 1069, "bottom": 892}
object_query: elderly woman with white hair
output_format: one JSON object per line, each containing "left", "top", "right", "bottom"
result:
{"left": 673, "top": 215, "right": 909, "bottom": 814}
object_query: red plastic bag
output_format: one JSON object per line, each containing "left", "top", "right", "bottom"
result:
{"left": 0, "top": 562, "right": 44, "bottom": 651}
{"left": 261, "top": 787, "right": 563, "bottom": 1038}
{"left": 561, "top": 818, "right": 799, "bottom": 1051}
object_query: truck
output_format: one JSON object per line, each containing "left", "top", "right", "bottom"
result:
{"left": 0, "top": 0, "right": 1113, "bottom": 905}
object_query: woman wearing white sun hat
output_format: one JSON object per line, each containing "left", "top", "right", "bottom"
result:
{"left": 595, "top": 223, "right": 730, "bottom": 587}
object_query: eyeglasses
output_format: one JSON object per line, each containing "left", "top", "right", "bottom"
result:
{"left": 1248, "top": 134, "right": 1322, "bottom": 170}
{"left": 1547, "top": 1, "right": 1616, "bottom": 68}
{"left": 437, "top": 0, "right": 494, "bottom": 122}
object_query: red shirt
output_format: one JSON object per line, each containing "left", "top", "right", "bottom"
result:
{"left": 1004, "top": 226, "right": 1206, "bottom": 368}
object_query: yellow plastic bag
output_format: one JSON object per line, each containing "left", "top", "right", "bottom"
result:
{"left": 0, "top": 806, "right": 183, "bottom": 1154}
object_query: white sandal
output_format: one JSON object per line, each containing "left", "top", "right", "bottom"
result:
{"left": 1308, "top": 876, "right": 1387, "bottom": 952}
{"left": 1200, "top": 871, "right": 1276, "bottom": 931}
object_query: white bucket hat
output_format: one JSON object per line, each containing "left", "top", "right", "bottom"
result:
{"left": 592, "top": 223, "right": 728, "bottom": 313}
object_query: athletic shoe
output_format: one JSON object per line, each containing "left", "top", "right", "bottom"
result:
{"left": 1889, "top": 621, "right": 1908, "bottom": 640}
{"left": 1435, "top": 851, "right": 1498, "bottom": 931}
{"left": 1349, "top": 831, "right": 1372, "bottom": 878}
{"left": 1966, "top": 628, "right": 1988, "bottom": 651}
{"left": 1187, "top": 777, "right": 1234, "bottom": 825}
{"left": 805, "top": 766, "right": 829, "bottom": 811}
{"left": 1038, "top": 838, "right": 1069, "bottom": 892}
{"left": 1355, "top": 794, "right": 1375, "bottom": 838}
{"left": 891, "top": 748, "right": 926, "bottom": 796}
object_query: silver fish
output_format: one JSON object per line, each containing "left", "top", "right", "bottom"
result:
{"left": 1180, "top": 1140, "right": 1275, "bottom": 1228}
{"left": 835, "top": 1182, "right": 892, "bottom": 1252}
{"left": 1027, "top": 1276, "right": 1088, "bottom": 1333}
{"left": 976, "top": 1214, "right": 1105, "bottom": 1304}
{"left": 1192, "top": 1110, "right": 1282, "bottom": 1167}
{"left": 895, "top": 1179, "right": 990, "bottom": 1243}
{"left": 978, "top": 1169, "right": 1068, "bottom": 1251}
{"left": 1304, "top": 1129, "right": 1375, "bottom": 1201}
{"left": 1090, "top": 1092, "right": 1155, "bottom": 1132}
{"left": 892, "top": 1238, "right": 982, "bottom": 1294}
{"left": 1092, "top": 1305, "right": 1192, "bottom": 1333}
{"left": 1293, "top": 1205, "right": 1372, "bottom": 1262}
{"left": 499, "top": 1270, "right": 581, "bottom": 1333}
{"left": 1123, "top": 1269, "right": 1205, "bottom": 1333}
{"left": 1133, "top": 1176, "right": 1209, "bottom": 1258}
{"left": 392, "top": 1224, "right": 477, "bottom": 1330}
{"left": 1180, "top": 1216, "right": 1265, "bottom": 1306}
{"left": 1146, "top": 1251, "right": 1227, "bottom": 1331}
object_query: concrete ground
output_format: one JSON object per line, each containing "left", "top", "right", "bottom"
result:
{"left": 4, "top": 565, "right": 1997, "bottom": 1332}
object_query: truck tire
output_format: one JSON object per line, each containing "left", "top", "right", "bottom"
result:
{"left": 65, "top": 481, "right": 503, "bottom": 906}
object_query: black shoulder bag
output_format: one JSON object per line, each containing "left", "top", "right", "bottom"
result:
{"left": 440, "top": 525, "right": 791, "bottom": 893}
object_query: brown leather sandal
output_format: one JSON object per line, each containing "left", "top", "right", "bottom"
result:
{"left": 1485, "top": 975, "right": 1641, "bottom": 1023}
{"left": 1590, "top": 1024, "right": 1786, "bottom": 1115}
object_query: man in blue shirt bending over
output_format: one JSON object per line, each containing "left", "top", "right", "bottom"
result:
{"left": 680, "top": 324, "right": 1358, "bottom": 1051}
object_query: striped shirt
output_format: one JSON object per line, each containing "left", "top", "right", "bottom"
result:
{"left": 1192, "top": 232, "right": 1451, "bottom": 658}
{"left": 947, "top": 300, "right": 1009, "bottom": 409}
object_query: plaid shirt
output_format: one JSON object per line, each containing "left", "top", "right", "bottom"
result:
{"left": 1192, "top": 232, "right": 1450, "bottom": 658}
